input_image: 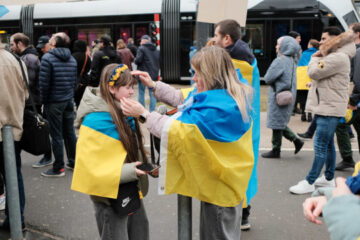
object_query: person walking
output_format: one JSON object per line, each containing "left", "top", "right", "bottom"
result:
{"left": 289, "top": 28, "right": 356, "bottom": 194}
{"left": 39, "top": 32, "right": 78, "bottom": 177}
{"left": 135, "top": 35, "right": 160, "bottom": 112}
{"left": 89, "top": 35, "right": 121, "bottom": 87}
{"left": 122, "top": 46, "right": 254, "bottom": 240}
{"left": 0, "top": 41, "right": 28, "bottom": 229}
{"left": 72, "top": 39, "right": 92, "bottom": 108}
{"left": 116, "top": 39, "right": 134, "bottom": 70}
{"left": 297, "top": 39, "right": 319, "bottom": 122}
{"left": 261, "top": 36, "right": 304, "bottom": 159}
{"left": 71, "top": 64, "right": 150, "bottom": 240}
{"left": 127, "top": 37, "right": 137, "bottom": 58}
{"left": 335, "top": 22, "right": 360, "bottom": 171}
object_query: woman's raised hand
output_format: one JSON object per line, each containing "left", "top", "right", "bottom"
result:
{"left": 131, "top": 70, "right": 155, "bottom": 88}
{"left": 121, "top": 97, "right": 148, "bottom": 118}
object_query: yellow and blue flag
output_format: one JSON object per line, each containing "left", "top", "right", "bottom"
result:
{"left": 232, "top": 58, "right": 261, "bottom": 205}
{"left": 297, "top": 48, "right": 317, "bottom": 90}
{"left": 158, "top": 88, "right": 254, "bottom": 207}
{"left": 71, "top": 112, "right": 130, "bottom": 199}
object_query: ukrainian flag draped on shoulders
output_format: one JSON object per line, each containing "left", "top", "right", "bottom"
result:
{"left": 159, "top": 88, "right": 254, "bottom": 207}
{"left": 297, "top": 47, "right": 317, "bottom": 90}
{"left": 232, "top": 58, "right": 260, "bottom": 205}
{"left": 71, "top": 112, "right": 131, "bottom": 199}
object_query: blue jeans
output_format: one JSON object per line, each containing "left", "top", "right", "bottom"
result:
{"left": 306, "top": 116, "right": 340, "bottom": 184}
{"left": 138, "top": 80, "right": 156, "bottom": 112}
{"left": 44, "top": 100, "right": 77, "bottom": 171}
{"left": 0, "top": 141, "right": 25, "bottom": 223}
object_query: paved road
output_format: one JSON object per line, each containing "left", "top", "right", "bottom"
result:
{"left": 0, "top": 97, "right": 358, "bottom": 239}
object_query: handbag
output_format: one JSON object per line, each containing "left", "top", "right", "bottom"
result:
{"left": 15, "top": 55, "right": 51, "bottom": 155}
{"left": 273, "top": 63, "right": 295, "bottom": 106}
{"left": 109, "top": 181, "right": 141, "bottom": 216}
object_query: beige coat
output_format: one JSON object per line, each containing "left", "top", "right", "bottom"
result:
{"left": 0, "top": 43, "right": 28, "bottom": 142}
{"left": 306, "top": 30, "right": 356, "bottom": 117}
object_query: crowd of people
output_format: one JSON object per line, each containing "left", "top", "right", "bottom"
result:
{"left": 0, "top": 17, "right": 359, "bottom": 240}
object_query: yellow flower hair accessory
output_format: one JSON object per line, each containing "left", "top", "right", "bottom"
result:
{"left": 109, "top": 64, "right": 128, "bottom": 86}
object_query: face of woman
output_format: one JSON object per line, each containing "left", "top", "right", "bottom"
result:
{"left": 109, "top": 84, "right": 135, "bottom": 101}
{"left": 192, "top": 69, "right": 205, "bottom": 93}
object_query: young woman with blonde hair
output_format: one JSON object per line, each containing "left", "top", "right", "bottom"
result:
{"left": 122, "top": 46, "right": 255, "bottom": 240}
{"left": 116, "top": 39, "right": 135, "bottom": 70}
{"left": 71, "top": 63, "right": 150, "bottom": 240}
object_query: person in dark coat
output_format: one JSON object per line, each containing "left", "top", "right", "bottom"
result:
{"left": 116, "top": 39, "right": 134, "bottom": 70}
{"left": 127, "top": 37, "right": 137, "bottom": 58}
{"left": 135, "top": 35, "right": 160, "bottom": 112}
{"left": 72, "top": 40, "right": 91, "bottom": 108}
{"left": 262, "top": 36, "right": 304, "bottom": 158}
{"left": 89, "top": 35, "right": 121, "bottom": 87}
{"left": 10, "top": 32, "right": 41, "bottom": 110}
{"left": 39, "top": 32, "right": 78, "bottom": 177}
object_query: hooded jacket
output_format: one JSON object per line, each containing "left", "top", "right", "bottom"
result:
{"left": 135, "top": 42, "right": 160, "bottom": 80}
{"left": 39, "top": 47, "right": 77, "bottom": 103}
{"left": 306, "top": 30, "right": 356, "bottom": 117}
{"left": 265, "top": 36, "right": 301, "bottom": 129}
{"left": 20, "top": 47, "right": 41, "bottom": 105}
{"left": 76, "top": 87, "right": 149, "bottom": 204}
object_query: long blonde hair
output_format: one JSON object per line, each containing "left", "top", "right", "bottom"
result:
{"left": 191, "top": 46, "right": 252, "bottom": 121}
{"left": 99, "top": 64, "right": 147, "bottom": 163}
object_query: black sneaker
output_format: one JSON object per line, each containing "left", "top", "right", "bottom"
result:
{"left": 297, "top": 132, "right": 312, "bottom": 140}
{"left": 32, "top": 157, "right": 53, "bottom": 168}
{"left": 241, "top": 219, "right": 251, "bottom": 231}
{"left": 41, "top": 168, "right": 65, "bottom": 177}
{"left": 335, "top": 160, "right": 355, "bottom": 171}
{"left": 65, "top": 163, "right": 74, "bottom": 170}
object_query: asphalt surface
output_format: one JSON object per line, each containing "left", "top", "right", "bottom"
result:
{"left": 0, "top": 91, "right": 358, "bottom": 239}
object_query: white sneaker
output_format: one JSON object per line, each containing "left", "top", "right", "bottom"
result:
{"left": 0, "top": 196, "right": 5, "bottom": 211}
{"left": 314, "top": 175, "right": 335, "bottom": 187}
{"left": 289, "top": 180, "right": 315, "bottom": 194}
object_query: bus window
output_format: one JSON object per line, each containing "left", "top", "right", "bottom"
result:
{"left": 243, "top": 23, "right": 264, "bottom": 58}
{"left": 134, "top": 24, "right": 148, "bottom": 46}
{"left": 119, "top": 26, "right": 131, "bottom": 43}
{"left": 78, "top": 28, "right": 111, "bottom": 46}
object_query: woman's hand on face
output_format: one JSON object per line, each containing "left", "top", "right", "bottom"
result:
{"left": 131, "top": 70, "right": 155, "bottom": 88}
{"left": 121, "top": 98, "right": 146, "bottom": 118}
{"left": 134, "top": 161, "right": 147, "bottom": 176}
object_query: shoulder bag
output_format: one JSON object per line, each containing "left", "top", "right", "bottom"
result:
{"left": 273, "top": 63, "right": 295, "bottom": 106}
{"left": 15, "top": 55, "right": 51, "bottom": 155}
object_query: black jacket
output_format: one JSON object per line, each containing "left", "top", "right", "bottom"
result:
{"left": 135, "top": 43, "right": 160, "bottom": 80}
{"left": 20, "top": 47, "right": 41, "bottom": 105}
{"left": 226, "top": 39, "right": 255, "bottom": 65}
{"left": 349, "top": 43, "right": 360, "bottom": 107}
{"left": 127, "top": 43, "right": 138, "bottom": 58}
{"left": 89, "top": 46, "right": 121, "bottom": 87}
{"left": 39, "top": 48, "right": 77, "bottom": 103}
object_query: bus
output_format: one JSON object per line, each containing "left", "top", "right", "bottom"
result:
{"left": 0, "top": 0, "right": 359, "bottom": 81}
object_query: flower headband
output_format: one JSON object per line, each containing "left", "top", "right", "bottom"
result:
{"left": 108, "top": 64, "right": 128, "bottom": 86}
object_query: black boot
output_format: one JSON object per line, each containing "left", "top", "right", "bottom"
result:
{"left": 301, "top": 113, "right": 306, "bottom": 122}
{"left": 335, "top": 156, "right": 355, "bottom": 171}
{"left": 307, "top": 113, "right": 312, "bottom": 122}
{"left": 261, "top": 149, "right": 280, "bottom": 158}
{"left": 294, "top": 138, "right": 304, "bottom": 154}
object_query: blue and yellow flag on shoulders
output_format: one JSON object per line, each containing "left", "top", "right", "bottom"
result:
{"left": 158, "top": 89, "right": 254, "bottom": 207}
{"left": 232, "top": 58, "right": 261, "bottom": 206}
{"left": 297, "top": 47, "right": 317, "bottom": 90}
{"left": 71, "top": 112, "right": 128, "bottom": 199}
